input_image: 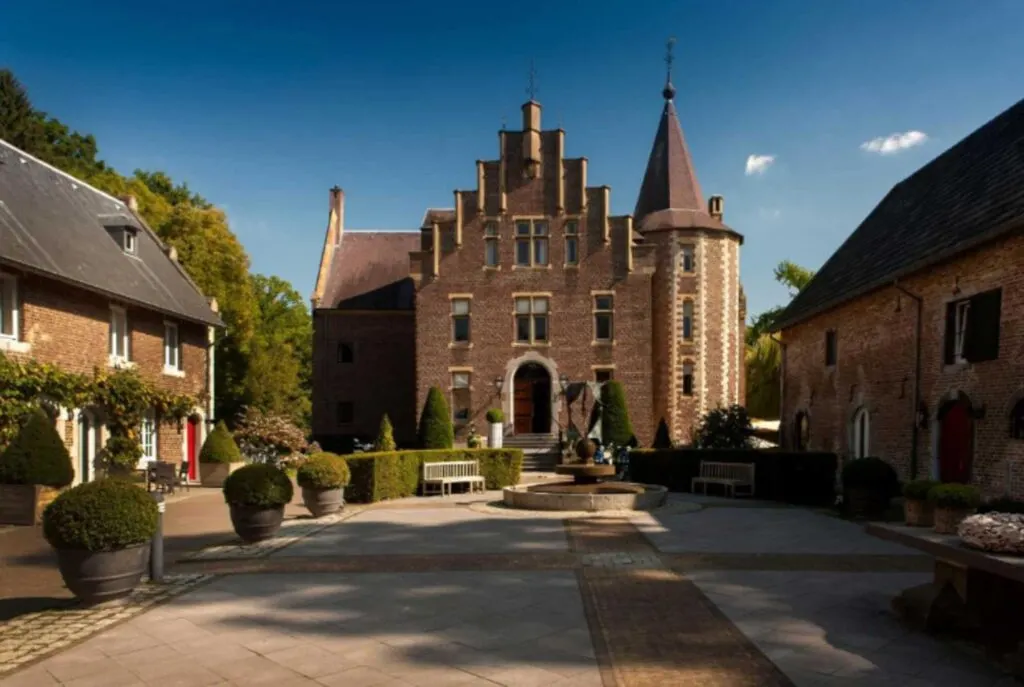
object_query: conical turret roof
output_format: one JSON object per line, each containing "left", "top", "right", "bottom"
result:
{"left": 633, "top": 91, "right": 705, "bottom": 221}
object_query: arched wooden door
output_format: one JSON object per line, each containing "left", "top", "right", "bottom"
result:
{"left": 938, "top": 400, "right": 973, "bottom": 483}
{"left": 513, "top": 363, "right": 552, "bottom": 434}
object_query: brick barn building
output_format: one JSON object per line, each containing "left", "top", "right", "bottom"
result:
{"left": 773, "top": 97, "right": 1024, "bottom": 497}
{"left": 0, "top": 140, "right": 221, "bottom": 484}
{"left": 311, "top": 76, "right": 746, "bottom": 460}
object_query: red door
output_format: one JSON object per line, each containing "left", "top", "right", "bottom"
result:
{"left": 187, "top": 418, "right": 199, "bottom": 481}
{"left": 939, "top": 402, "right": 972, "bottom": 483}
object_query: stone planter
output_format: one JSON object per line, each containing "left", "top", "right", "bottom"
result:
{"left": 229, "top": 503, "right": 285, "bottom": 543}
{"left": 301, "top": 487, "right": 344, "bottom": 518}
{"left": 200, "top": 461, "right": 245, "bottom": 488}
{"left": 0, "top": 484, "right": 62, "bottom": 526}
{"left": 845, "top": 487, "right": 890, "bottom": 519}
{"left": 904, "top": 498, "right": 934, "bottom": 527}
{"left": 55, "top": 543, "right": 149, "bottom": 605}
{"left": 489, "top": 423, "right": 503, "bottom": 449}
{"left": 934, "top": 506, "right": 975, "bottom": 535}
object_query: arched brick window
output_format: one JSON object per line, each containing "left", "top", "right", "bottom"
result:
{"left": 1012, "top": 399, "right": 1024, "bottom": 440}
{"left": 852, "top": 407, "right": 870, "bottom": 458}
{"left": 794, "top": 411, "right": 810, "bottom": 451}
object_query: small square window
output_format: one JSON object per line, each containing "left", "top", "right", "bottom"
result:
{"left": 337, "top": 342, "right": 354, "bottom": 363}
{"left": 452, "top": 372, "right": 470, "bottom": 389}
{"left": 595, "top": 369, "right": 613, "bottom": 383}
{"left": 336, "top": 402, "right": 354, "bottom": 425}
{"left": 565, "top": 220, "right": 578, "bottom": 235}
{"left": 516, "top": 222, "right": 531, "bottom": 236}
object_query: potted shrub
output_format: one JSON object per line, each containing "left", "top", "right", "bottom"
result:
{"left": 223, "top": 463, "right": 294, "bottom": 542}
{"left": 43, "top": 479, "right": 157, "bottom": 604}
{"left": 466, "top": 424, "right": 483, "bottom": 449}
{"left": 199, "top": 421, "right": 245, "bottom": 488}
{"left": 929, "top": 483, "right": 981, "bottom": 534}
{"left": 486, "top": 408, "right": 504, "bottom": 449}
{"left": 903, "top": 479, "right": 939, "bottom": 527}
{"left": 296, "top": 452, "right": 350, "bottom": 517}
{"left": 842, "top": 457, "right": 898, "bottom": 519}
{"left": 0, "top": 409, "right": 74, "bottom": 525}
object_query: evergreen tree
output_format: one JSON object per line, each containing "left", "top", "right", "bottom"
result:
{"left": 0, "top": 70, "right": 43, "bottom": 154}
{"left": 600, "top": 381, "right": 635, "bottom": 447}
{"left": 0, "top": 408, "right": 74, "bottom": 487}
{"left": 374, "top": 414, "right": 397, "bottom": 452}
{"left": 418, "top": 387, "right": 454, "bottom": 449}
{"left": 652, "top": 418, "right": 673, "bottom": 449}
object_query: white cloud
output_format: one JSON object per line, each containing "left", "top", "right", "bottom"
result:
{"left": 860, "top": 130, "right": 928, "bottom": 155}
{"left": 758, "top": 208, "right": 781, "bottom": 220}
{"left": 745, "top": 154, "right": 776, "bottom": 176}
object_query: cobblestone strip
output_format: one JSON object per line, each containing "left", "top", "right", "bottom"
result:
{"left": 181, "top": 508, "right": 361, "bottom": 561}
{"left": 0, "top": 573, "right": 212, "bottom": 677}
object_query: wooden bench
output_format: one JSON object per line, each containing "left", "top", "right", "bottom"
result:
{"left": 691, "top": 461, "right": 755, "bottom": 498}
{"left": 422, "top": 461, "right": 486, "bottom": 497}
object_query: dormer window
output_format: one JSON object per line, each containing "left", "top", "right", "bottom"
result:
{"left": 123, "top": 229, "right": 137, "bottom": 255}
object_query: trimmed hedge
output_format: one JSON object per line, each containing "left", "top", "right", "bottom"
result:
{"left": 629, "top": 448, "right": 838, "bottom": 506}
{"left": 344, "top": 448, "right": 523, "bottom": 503}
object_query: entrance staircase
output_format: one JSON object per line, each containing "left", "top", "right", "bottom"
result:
{"left": 503, "top": 433, "right": 561, "bottom": 472}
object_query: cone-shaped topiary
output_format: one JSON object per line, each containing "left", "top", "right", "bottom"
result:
{"left": 43, "top": 479, "right": 157, "bottom": 551}
{"left": 200, "top": 421, "right": 242, "bottom": 464}
{"left": 418, "top": 387, "right": 454, "bottom": 449}
{"left": 0, "top": 408, "right": 74, "bottom": 487}
{"left": 600, "top": 381, "right": 635, "bottom": 448}
{"left": 374, "top": 414, "right": 397, "bottom": 452}
{"left": 652, "top": 418, "right": 673, "bottom": 449}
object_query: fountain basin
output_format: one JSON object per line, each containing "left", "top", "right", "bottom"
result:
{"left": 503, "top": 481, "right": 667, "bottom": 512}
{"left": 554, "top": 463, "right": 616, "bottom": 484}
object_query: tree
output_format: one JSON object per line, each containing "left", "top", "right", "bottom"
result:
{"left": 418, "top": 387, "right": 454, "bottom": 449}
{"left": 0, "top": 409, "right": 74, "bottom": 487}
{"left": 233, "top": 407, "right": 308, "bottom": 464}
{"left": 652, "top": 418, "right": 673, "bottom": 449}
{"left": 600, "top": 381, "right": 635, "bottom": 448}
{"left": 773, "top": 260, "right": 816, "bottom": 295}
{"left": 695, "top": 405, "right": 753, "bottom": 450}
{"left": 374, "top": 414, "right": 397, "bottom": 452}
{"left": 0, "top": 70, "right": 43, "bottom": 154}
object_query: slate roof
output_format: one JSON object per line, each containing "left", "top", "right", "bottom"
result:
{"left": 0, "top": 140, "right": 222, "bottom": 327}
{"left": 319, "top": 231, "right": 419, "bottom": 310}
{"left": 774, "top": 97, "right": 1024, "bottom": 331}
{"left": 634, "top": 94, "right": 705, "bottom": 222}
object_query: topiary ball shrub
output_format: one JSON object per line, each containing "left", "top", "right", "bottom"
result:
{"left": 43, "top": 479, "right": 157, "bottom": 551}
{"left": 200, "top": 421, "right": 243, "bottom": 464}
{"left": 296, "top": 453, "right": 350, "bottom": 490}
{"left": 418, "top": 386, "right": 454, "bottom": 449}
{"left": 485, "top": 408, "right": 504, "bottom": 424}
{"left": 842, "top": 457, "right": 899, "bottom": 495}
{"left": 223, "top": 463, "right": 293, "bottom": 508}
{"left": 928, "top": 483, "right": 982, "bottom": 510}
{"left": 903, "top": 479, "right": 940, "bottom": 501}
{"left": 0, "top": 408, "right": 74, "bottom": 487}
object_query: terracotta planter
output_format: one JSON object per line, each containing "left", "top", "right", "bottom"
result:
{"left": 845, "top": 487, "right": 890, "bottom": 519}
{"left": 0, "top": 484, "right": 62, "bottom": 526}
{"left": 229, "top": 503, "right": 285, "bottom": 543}
{"left": 55, "top": 543, "right": 149, "bottom": 605}
{"left": 934, "top": 506, "right": 975, "bottom": 534}
{"left": 301, "top": 487, "right": 344, "bottom": 517}
{"left": 904, "top": 498, "right": 934, "bottom": 527}
{"left": 200, "top": 461, "right": 245, "bottom": 488}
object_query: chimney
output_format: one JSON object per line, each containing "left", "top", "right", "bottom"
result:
{"left": 166, "top": 246, "right": 178, "bottom": 263}
{"left": 121, "top": 195, "right": 139, "bottom": 212}
{"left": 329, "top": 186, "right": 345, "bottom": 244}
{"left": 708, "top": 195, "right": 724, "bottom": 220}
{"left": 522, "top": 101, "right": 542, "bottom": 179}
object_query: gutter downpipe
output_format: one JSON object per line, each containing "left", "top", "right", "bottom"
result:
{"left": 768, "top": 333, "right": 786, "bottom": 447}
{"left": 893, "top": 280, "right": 923, "bottom": 479}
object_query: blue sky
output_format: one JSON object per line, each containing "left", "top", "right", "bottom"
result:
{"left": 3, "top": 0, "right": 1022, "bottom": 318}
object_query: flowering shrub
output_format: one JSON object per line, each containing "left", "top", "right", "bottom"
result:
{"left": 233, "top": 407, "right": 308, "bottom": 465}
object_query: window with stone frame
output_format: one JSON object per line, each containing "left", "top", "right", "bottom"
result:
{"left": 681, "top": 245, "right": 695, "bottom": 273}
{"left": 852, "top": 407, "right": 870, "bottom": 458}
{"left": 337, "top": 342, "right": 354, "bottom": 363}
{"left": 336, "top": 402, "right": 354, "bottom": 426}
{"left": 484, "top": 222, "right": 500, "bottom": 267}
{"left": 682, "top": 362, "right": 694, "bottom": 396}
{"left": 515, "top": 219, "right": 549, "bottom": 267}
{"left": 452, "top": 372, "right": 471, "bottom": 423}
{"left": 564, "top": 220, "right": 579, "bottom": 266}
{"left": 515, "top": 296, "right": 549, "bottom": 344}
{"left": 682, "top": 300, "right": 694, "bottom": 340}
{"left": 0, "top": 273, "right": 18, "bottom": 339}
{"left": 451, "top": 298, "right": 471, "bottom": 343}
{"left": 594, "top": 368, "right": 614, "bottom": 383}
{"left": 1011, "top": 399, "right": 1024, "bottom": 440}
{"left": 825, "top": 330, "right": 838, "bottom": 367}
{"left": 164, "top": 322, "right": 181, "bottom": 371}
{"left": 140, "top": 410, "right": 157, "bottom": 462}
{"left": 109, "top": 306, "right": 130, "bottom": 362}
{"left": 593, "top": 294, "right": 614, "bottom": 342}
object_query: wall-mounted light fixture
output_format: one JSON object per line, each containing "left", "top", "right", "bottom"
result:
{"left": 493, "top": 376, "right": 504, "bottom": 395}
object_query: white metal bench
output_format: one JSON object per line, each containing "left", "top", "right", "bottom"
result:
{"left": 691, "top": 461, "right": 755, "bottom": 498}
{"left": 422, "top": 460, "right": 486, "bottom": 497}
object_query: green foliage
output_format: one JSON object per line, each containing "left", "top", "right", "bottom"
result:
{"left": 296, "top": 452, "right": 350, "bottom": 490}
{"left": 200, "top": 422, "right": 243, "bottom": 464}
{"left": 600, "top": 381, "right": 635, "bottom": 447}
{"left": 978, "top": 497, "right": 1024, "bottom": 514}
{"left": 345, "top": 449, "right": 523, "bottom": 503}
{"left": 0, "top": 70, "right": 45, "bottom": 155}
{"left": 43, "top": 479, "right": 158, "bottom": 551}
{"left": 485, "top": 408, "right": 504, "bottom": 423}
{"left": 695, "top": 405, "right": 753, "bottom": 449}
{"left": 928, "top": 483, "right": 981, "bottom": 510}
{"left": 222, "top": 464, "right": 294, "bottom": 508}
{"left": 903, "top": 479, "right": 940, "bottom": 501}
{"left": 374, "top": 414, "right": 397, "bottom": 452}
{"left": 466, "top": 425, "right": 482, "bottom": 449}
{"left": 841, "top": 457, "right": 899, "bottom": 494}
{"left": 652, "top": 418, "right": 673, "bottom": 449}
{"left": 745, "top": 334, "right": 781, "bottom": 419}
{"left": 232, "top": 407, "right": 307, "bottom": 464}
{"left": 418, "top": 387, "right": 454, "bottom": 449}
{"left": 99, "top": 435, "right": 143, "bottom": 474}
{"left": 0, "top": 409, "right": 74, "bottom": 487}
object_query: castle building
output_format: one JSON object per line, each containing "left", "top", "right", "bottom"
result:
{"left": 311, "top": 71, "right": 745, "bottom": 462}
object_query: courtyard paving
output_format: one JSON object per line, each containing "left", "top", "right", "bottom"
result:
{"left": 0, "top": 488, "right": 1016, "bottom": 686}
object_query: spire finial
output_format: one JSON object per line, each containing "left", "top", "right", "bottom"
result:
{"left": 662, "top": 37, "right": 676, "bottom": 101}
{"left": 527, "top": 59, "right": 538, "bottom": 101}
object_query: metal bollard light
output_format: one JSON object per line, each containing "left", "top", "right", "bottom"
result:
{"left": 150, "top": 492, "right": 165, "bottom": 583}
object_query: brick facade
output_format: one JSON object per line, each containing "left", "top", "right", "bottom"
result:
{"left": 779, "top": 233, "right": 1024, "bottom": 498}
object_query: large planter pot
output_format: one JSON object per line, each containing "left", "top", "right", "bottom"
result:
{"left": 845, "top": 487, "right": 890, "bottom": 519}
{"left": 200, "top": 461, "right": 245, "bottom": 488}
{"left": 0, "top": 484, "right": 62, "bottom": 526}
{"left": 301, "top": 487, "right": 344, "bottom": 517}
{"left": 904, "top": 498, "right": 934, "bottom": 527}
{"left": 934, "top": 506, "right": 975, "bottom": 534}
{"left": 229, "top": 503, "right": 285, "bottom": 543}
{"left": 489, "top": 423, "right": 503, "bottom": 449}
{"left": 55, "top": 543, "right": 149, "bottom": 605}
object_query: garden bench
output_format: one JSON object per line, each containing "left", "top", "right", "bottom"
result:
{"left": 422, "top": 460, "right": 486, "bottom": 497}
{"left": 691, "top": 461, "right": 755, "bottom": 498}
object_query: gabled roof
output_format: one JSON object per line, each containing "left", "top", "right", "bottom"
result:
{"left": 634, "top": 95, "right": 705, "bottom": 222}
{"left": 0, "top": 140, "right": 222, "bottom": 327}
{"left": 774, "top": 97, "right": 1024, "bottom": 331}
{"left": 318, "top": 231, "right": 419, "bottom": 310}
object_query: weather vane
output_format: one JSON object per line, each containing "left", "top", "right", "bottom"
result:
{"left": 665, "top": 37, "right": 676, "bottom": 82}
{"left": 527, "top": 59, "right": 538, "bottom": 100}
